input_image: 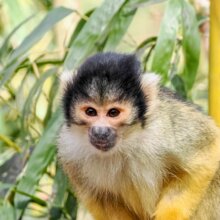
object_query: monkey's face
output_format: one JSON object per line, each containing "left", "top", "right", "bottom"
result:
{"left": 73, "top": 101, "right": 135, "bottom": 152}
{"left": 62, "top": 52, "right": 149, "bottom": 153}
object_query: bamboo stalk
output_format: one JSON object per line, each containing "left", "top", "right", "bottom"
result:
{"left": 209, "top": 0, "right": 220, "bottom": 126}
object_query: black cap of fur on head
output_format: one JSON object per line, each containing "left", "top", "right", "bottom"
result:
{"left": 62, "top": 52, "right": 147, "bottom": 126}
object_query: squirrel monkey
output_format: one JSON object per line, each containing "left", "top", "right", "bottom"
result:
{"left": 58, "top": 52, "right": 220, "bottom": 220}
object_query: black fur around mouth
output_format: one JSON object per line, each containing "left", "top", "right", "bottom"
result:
{"left": 90, "top": 140, "right": 115, "bottom": 152}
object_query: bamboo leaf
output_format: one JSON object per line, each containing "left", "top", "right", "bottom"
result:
{"left": 135, "top": 36, "right": 157, "bottom": 56}
{"left": 151, "top": 0, "right": 181, "bottom": 82}
{"left": 21, "top": 68, "right": 56, "bottom": 130}
{"left": 0, "top": 182, "right": 13, "bottom": 191}
{"left": 14, "top": 108, "right": 63, "bottom": 211}
{"left": 9, "top": 7, "right": 73, "bottom": 63}
{"left": 49, "top": 166, "right": 68, "bottom": 220}
{"left": 64, "top": 0, "right": 126, "bottom": 70}
{"left": 0, "top": 134, "right": 21, "bottom": 152}
{"left": 103, "top": 4, "right": 136, "bottom": 51}
{"left": 0, "top": 14, "right": 35, "bottom": 62}
{"left": 64, "top": 192, "right": 78, "bottom": 220}
{"left": 0, "top": 149, "right": 16, "bottom": 167}
{"left": 14, "top": 189, "right": 47, "bottom": 206}
{"left": 67, "top": 9, "right": 94, "bottom": 50}
{"left": 181, "top": 0, "right": 200, "bottom": 91}
{"left": 127, "top": 0, "right": 166, "bottom": 9}
{"left": 0, "top": 202, "right": 16, "bottom": 220}
{"left": 0, "top": 56, "right": 27, "bottom": 88}
{"left": 43, "top": 76, "right": 59, "bottom": 126}
{"left": 171, "top": 74, "right": 187, "bottom": 98}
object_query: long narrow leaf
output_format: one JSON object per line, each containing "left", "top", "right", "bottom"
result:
{"left": 14, "top": 189, "right": 47, "bottom": 206}
{"left": 14, "top": 108, "right": 63, "bottom": 211}
{"left": 21, "top": 68, "right": 56, "bottom": 130}
{"left": 0, "top": 14, "right": 35, "bottom": 62}
{"left": 67, "top": 9, "right": 94, "bottom": 50}
{"left": 9, "top": 7, "right": 73, "bottom": 63}
{"left": 0, "top": 202, "right": 16, "bottom": 220}
{"left": 43, "top": 76, "right": 59, "bottom": 126}
{"left": 151, "top": 0, "right": 181, "bottom": 82}
{"left": 127, "top": 0, "right": 166, "bottom": 9}
{"left": 181, "top": 0, "right": 200, "bottom": 91}
{"left": 0, "top": 6, "right": 72, "bottom": 88}
{"left": 64, "top": 0, "right": 126, "bottom": 70}
{"left": 49, "top": 166, "right": 68, "bottom": 220}
{"left": 0, "top": 149, "right": 16, "bottom": 167}
{"left": 135, "top": 36, "right": 157, "bottom": 56}
{"left": 64, "top": 191, "right": 78, "bottom": 220}
{"left": 103, "top": 3, "right": 136, "bottom": 51}
{"left": 0, "top": 56, "right": 28, "bottom": 87}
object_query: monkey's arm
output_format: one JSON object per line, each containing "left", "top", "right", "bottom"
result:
{"left": 84, "top": 200, "right": 107, "bottom": 220}
{"left": 85, "top": 198, "right": 136, "bottom": 220}
{"left": 154, "top": 138, "right": 220, "bottom": 220}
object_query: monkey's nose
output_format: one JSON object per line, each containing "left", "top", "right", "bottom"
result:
{"left": 91, "top": 126, "right": 112, "bottom": 140}
{"left": 89, "top": 126, "right": 117, "bottom": 151}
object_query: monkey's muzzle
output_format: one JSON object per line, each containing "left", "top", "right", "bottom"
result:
{"left": 89, "top": 126, "right": 116, "bottom": 151}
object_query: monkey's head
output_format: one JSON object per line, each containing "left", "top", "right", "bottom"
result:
{"left": 61, "top": 52, "right": 159, "bottom": 153}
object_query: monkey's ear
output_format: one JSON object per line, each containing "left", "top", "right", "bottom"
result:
{"left": 141, "top": 73, "right": 160, "bottom": 114}
{"left": 60, "top": 69, "right": 77, "bottom": 85}
{"left": 59, "top": 69, "right": 77, "bottom": 90}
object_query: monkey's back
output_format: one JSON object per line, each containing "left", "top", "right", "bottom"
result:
{"left": 158, "top": 87, "right": 220, "bottom": 220}
{"left": 192, "top": 167, "right": 220, "bottom": 219}
{"left": 158, "top": 87, "right": 219, "bottom": 152}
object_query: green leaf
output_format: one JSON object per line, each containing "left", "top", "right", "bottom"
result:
{"left": 21, "top": 68, "right": 56, "bottom": 130}
{"left": 103, "top": 4, "right": 136, "bottom": 51}
{"left": 0, "top": 202, "right": 16, "bottom": 220}
{"left": 49, "top": 166, "right": 68, "bottom": 220}
{"left": 67, "top": 9, "right": 94, "bottom": 50}
{"left": 135, "top": 37, "right": 157, "bottom": 72}
{"left": 0, "top": 182, "right": 13, "bottom": 191}
{"left": 127, "top": 0, "right": 166, "bottom": 9}
{"left": 151, "top": 0, "right": 181, "bottom": 82}
{"left": 9, "top": 7, "right": 73, "bottom": 63}
{"left": 0, "top": 149, "right": 16, "bottom": 167}
{"left": 181, "top": 0, "right": 200, "bottom": 91}
{"left": 64, "top": 0, "right": 126, "bottom": 70}
{"left": 14, "top": 189, "right": 47, "bottom": 206}
{"left": 171, "top": 74, "right": 187, "bottom": 99}
{"left": 135, "top": 36, "right": 157, "bottom": 55}
{"left": 43, "top": 75, "right": 59, "bottom": 126}
{"left": 64, "top": 191, "right": 78, "bottom": 220}
{"left": 0, "top": 56, "right": 28, "bottom": 88}
{"left": 0, "top": 14, "right": 35, "bottom": 62}
{"left": 14, "top": 108, "right": 63, "bottom": 211}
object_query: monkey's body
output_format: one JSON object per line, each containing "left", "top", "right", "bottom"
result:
{"left": 58, "top": 53, "right": 220, "bottom": 220}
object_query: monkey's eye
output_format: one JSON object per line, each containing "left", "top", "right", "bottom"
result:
{"left": 85, "top": 107, "right": 97, "bottom": 116}
{"left": 107, "top": 108, "right": 120, "bottom": 117}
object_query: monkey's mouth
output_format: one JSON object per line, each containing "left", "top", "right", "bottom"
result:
{"left": 88, "top": 127, "right": 117, "bottom": 152}
{"left": 90, "top": 140, "right": 115, "bottom": 152}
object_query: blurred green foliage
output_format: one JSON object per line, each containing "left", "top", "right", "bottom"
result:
{"left": 0, "top": 0, "right": 204, "bottom": 219}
